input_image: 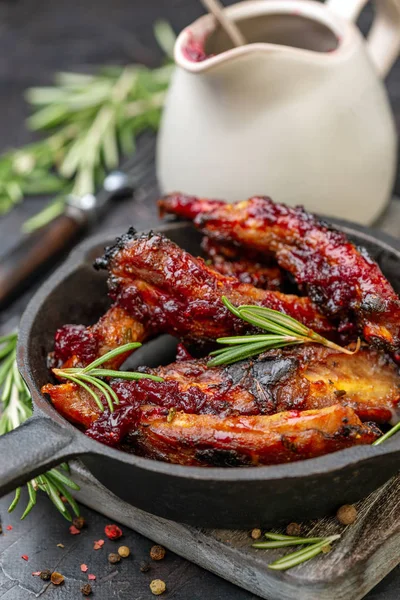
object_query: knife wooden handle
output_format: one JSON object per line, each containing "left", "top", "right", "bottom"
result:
{"left": 0, "top": 214, "right": 84, "bottom": 307}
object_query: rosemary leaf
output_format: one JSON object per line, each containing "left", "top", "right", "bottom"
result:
{"left": 46, "top": 473, "right": 80, "bottom": 517}
{"left": 215, "top": 334, "right": 298, "bottom": 345}
{"left": 264, "top": 533, "right": 301, "bottom": 541}
{"left": 88, "top": 369, "right": 163, "bottom": 382}
{"left": 20, "top": 499, "right": 35, "bottom": 520}
{"left": 21, "top": 174, "right": 66, "bottom": 195}
{"left": 207, "top": 340, "right": 300, "bottom": 367}
{"left": 43, "top": 477, "right": 72, "bottom": 520}
{"left": 8, "top": 487, "right": 21, "bottom": 513}
{"left": 239, "top": 309, "right": 308, "bottom": 338}
{"left": 267, "top": 535, "right": 340, "bottom": 570}
{"left": 81, "top": 341, "right": 142, "bottom": 371}
{"left": 237, "top": 304, "right": 310, "bottom": 336}
{"left": 372, "top": 421, "right": 400, "bottom": 445}
{"left": 27, "top": 103, "right": 71, "bottom": 131}
{"left": 55, "top": 71, "right": 97, "bottom": 87}
{"left": 47, "top": 468, "right": 80, "bottom": 491}
{"left": 27, "top": 481, "right": 37, "bottom": 507}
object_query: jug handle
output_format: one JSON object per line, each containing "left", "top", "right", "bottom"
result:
{"left": 326, "top": 0, "right": 400, "bottom": 78}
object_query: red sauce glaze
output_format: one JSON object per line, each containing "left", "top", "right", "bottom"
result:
{"left": 175, "top": 343, "right": 193, "bottom": 362}
{"left": 86, "top": 376, "right": 258, "bottom": 446}
{"left": 52, "top": 325, "right": 98, "bottom": 367}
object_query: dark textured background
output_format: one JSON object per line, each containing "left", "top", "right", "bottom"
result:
{"left": 0, "top": 1, "right": 399, "bottom": 598}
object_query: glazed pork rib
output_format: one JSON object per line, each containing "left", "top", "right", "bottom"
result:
{"left": 50, "top": 304, "right": 148, "bottom": 369}
{"left": 94, "top": 230, "right": 336, "bottom": 343}
{"left": 43, "top": 343, "right": 400, "bottom": 444}
{"left": 40, "top": 375, "right": 380, "bottom": 464}
{"left": 159, "top": 193, "right": 400, "bottom": 355}
{"left": 128, "top": 404, "right": 379, "bottom": 466}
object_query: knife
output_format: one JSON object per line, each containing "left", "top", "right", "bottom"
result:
{"left": 0, "top": 134, "right": 156, "bottom": 308}
{"left": 0, "top": 170, "right": 134, "bottom": 308}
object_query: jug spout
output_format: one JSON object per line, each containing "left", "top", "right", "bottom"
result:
{"left": 174, "top": 0, "right": 349, "bottom": 74}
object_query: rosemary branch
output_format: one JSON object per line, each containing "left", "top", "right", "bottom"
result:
{"left": 0, "top": 333, "right": 80, "bottom": 521}
{"left": 0, "top": 20, "right": 175, "bottom": 231}
{"left": 53, "top": 342, "right": 163, "bottom": 412}
{"left": 207, "top": 297, "right": 360, "bottom": 367}
{"left": 252, "top": 531, "right": 341, "bottom": 570}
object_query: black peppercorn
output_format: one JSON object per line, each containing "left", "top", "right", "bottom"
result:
{"left": 140, "top": 561, "right": 151, "bottom": 572}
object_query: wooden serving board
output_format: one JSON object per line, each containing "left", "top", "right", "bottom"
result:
{"left": 71, "top": 460, "right": 400, "bottom": 600}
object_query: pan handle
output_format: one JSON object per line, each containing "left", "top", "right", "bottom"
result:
{"left": 0, "top": 415, "right": 88, "bottom": 498}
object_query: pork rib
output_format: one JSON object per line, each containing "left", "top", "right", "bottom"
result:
{"left": 43, "top": 343, "right": 400, "bottom": 444}
{"left": 94, "top": 229, "right": 336, "bottom": 343}
{"left": 41, "top": 375, "right": 380, "bottom": 464}
{"left": 50, "top": 304, "right": 148, "bottom": 370}
{"left": 159, "top": 193, "right": 400, "bottom": 355}
{"left": 128, "top": 404, "right": 379, "bottom": 466}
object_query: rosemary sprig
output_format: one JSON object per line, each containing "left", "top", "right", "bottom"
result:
{"left": 53, "top": 342, "right": 163, "bottom": 413}
{"left": 0, "top": 333, "right": 80, "bottom": 521}
{"left": 207, "top": 297, "right": 360, "bottom": 367}
{"left": 0, "top": 20, "right": 176, "bottom": 231}
{"left": 252, "top": 532, "right": 341, "bottom": 570}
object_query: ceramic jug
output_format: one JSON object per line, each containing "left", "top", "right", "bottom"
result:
{"left": 156, "top": 0, "right": 400, "bottom": 224}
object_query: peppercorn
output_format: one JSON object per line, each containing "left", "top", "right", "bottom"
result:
{"left": 118, "top": 546, "right": 130, "bottom": 558}
{"left": 50, "top": 572, "right": 65, "bottom": 585}
{"left": 150, "top": 545, "right": 166, "bottom": 561}
{"left": 108, "top": 552, "right": 121, "bottom": 564}
{"left": 40, "top": 569, "right": 52, "bottom": 581}
{"left": 73, "top": 516, "right": 86, "bottom": 530}
{"left": 150, "top": 579, "right": 166, "bottom": 595}
{"left": 140, "top": 561, "right": 151, "bottom": 573}
{"left": 81, "top": 583, "right": 92, "bottom": 596}
{"left": 336, "top": 504, "right": 357, "bottom": 525}
{"left": 104, "top": 524, "right": 123, "bottom": 540}
{"left": 250, "top": 528, "right": 262, "bottom": 540}
{"left": 286, "top": 522, "right": 302, "bottom": 536}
